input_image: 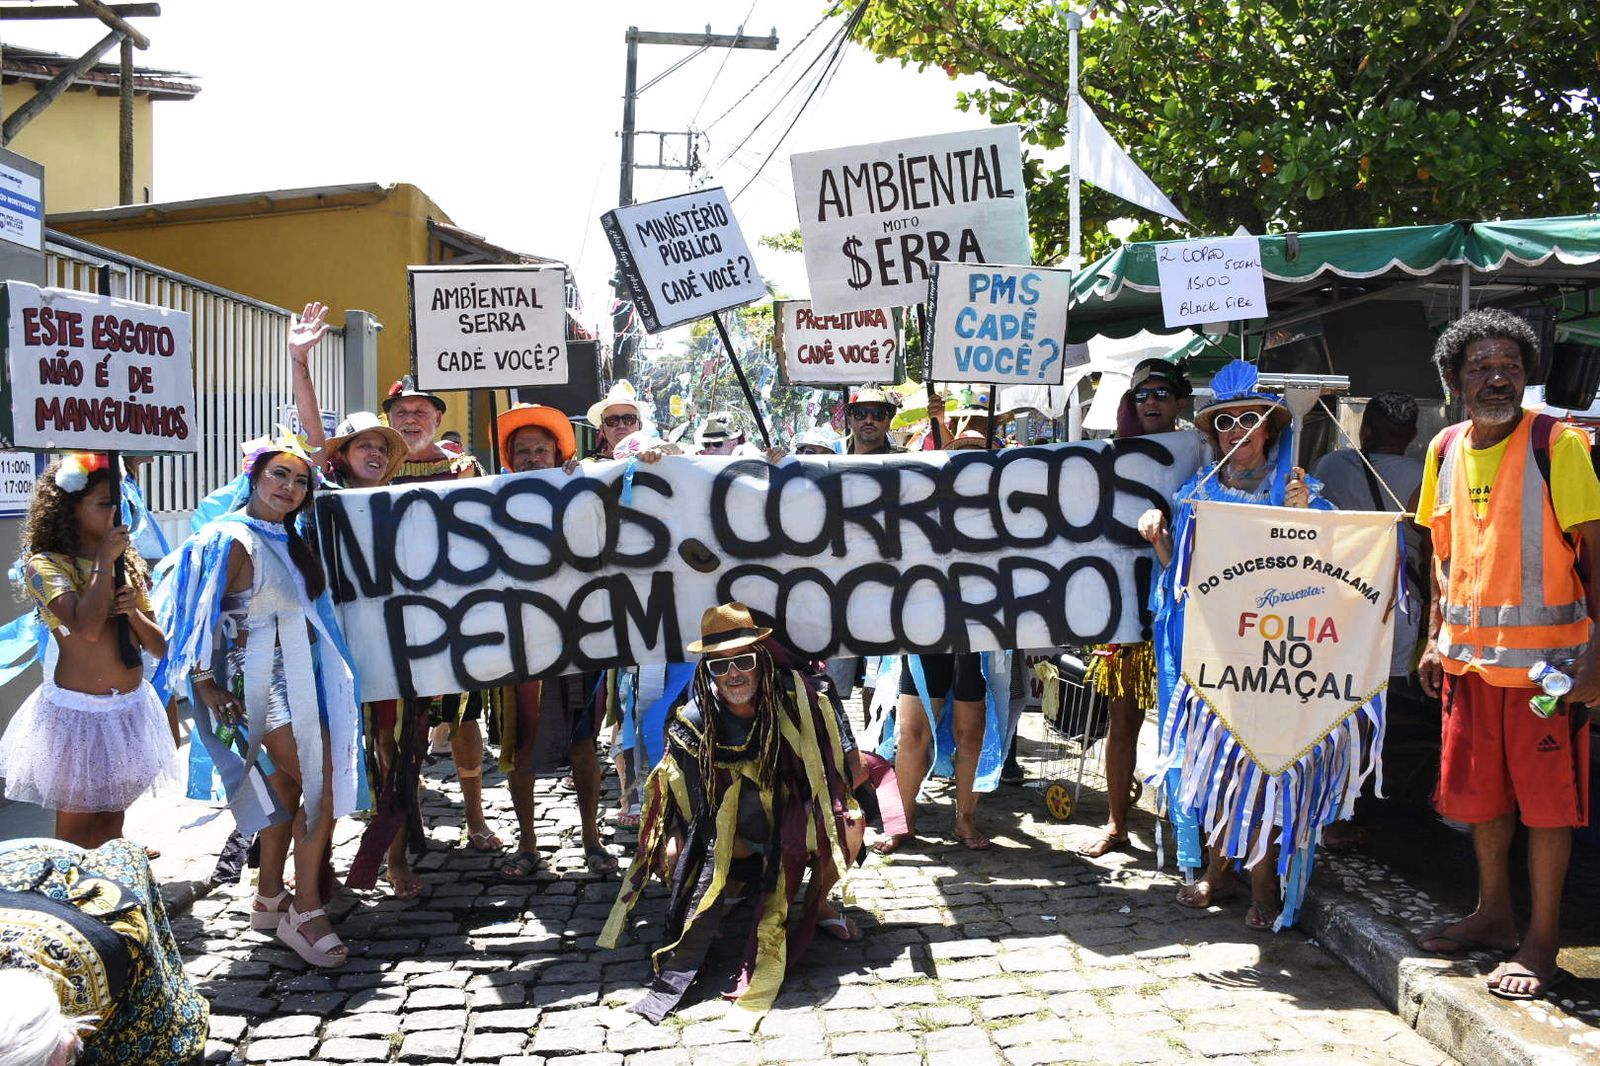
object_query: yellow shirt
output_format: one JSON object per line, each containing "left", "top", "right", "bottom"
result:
{"left": 26, "top": 553, "right": 151, "bottom": 634}
{"left": 1416, "top": 422, "right": 1600, "bottom": 532}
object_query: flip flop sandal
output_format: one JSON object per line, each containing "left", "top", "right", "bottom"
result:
{"left": 1245, "top": 903, "right": 1282, "bottom": 930}
{"left": 585, "top": 847, "right": 620, "bottom": 876}
{"left": 818, "top": 913, "right": 863, "bottom": 942}
{"left": 1417, "top": 929, "right": 1518, "bottom": 957}
{"left": 952, "top": 833, "right": 994, "bottom": 851}
{"left": 1486, "top": 962, "right": 1561, "bottom": 1000}
{"left": 499, "top": 851, "right": 543, "bottom": 880}
{"left": 465, "top": 829, "right": 505, "bottom": 852}
{"left": 1074, "top": 831, "right": 1130, "bottom": 858}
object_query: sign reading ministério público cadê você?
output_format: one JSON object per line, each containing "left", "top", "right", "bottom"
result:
{"left": 0, "top": 280, "right": 196, "bottom": 453}
{"left": 600, "top": 187, "right": 766, "bottom": 333}
{"left": 409, "top": 263, "right": 569, "bottom": 391}
{"left": 774, "top": 300, "right": 900, "bottom": 385}
{"left": 789, "top": 126, "right": 1031, "bottom": 315}
{"left": 928, "top": 262, "right": 1080, "bottom": 386}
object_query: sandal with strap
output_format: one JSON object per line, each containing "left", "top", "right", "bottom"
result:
{"left": 250, "top": 888, "right": 292, "bottom": 931}
{"left": 277, "top": 904, "right": 349, "bottom": 968}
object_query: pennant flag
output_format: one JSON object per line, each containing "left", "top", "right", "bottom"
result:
{"left": 1074, "top": 98, "right": 1188, "bottom": 223}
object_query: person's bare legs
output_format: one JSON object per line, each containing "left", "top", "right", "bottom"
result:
{"left": 951, "top": 698, "right": 990, "bottom": 849}
{"left": 1177, "top": 848, "right": 1237, "bottom": 907}
{"left": 55, "top": 809, "right": 124, "bottom": 849}
{"left": 261, "top": 725, "right": 341, "bottom": 957}
{"left": 1246, "top": 843, "right": 1281, "bottom": 927}
{"left": 813, "top": 813, "right": 867, "bottom": 938}
{"left": 875, "top": 693, "right": 931, "bottom": 853}
{"left": 1489, "top": 826, "right": 1569, "bottom": 995}
{"left": 374, "top": 728, "right": 419, "bottom": 898}
{"left": 570, "top": 738, "right": 603, "bottom": 854}
{"left": 1419, "top": 814, "right": 1521, "bottom": 955}
{"left": 452, "top": 717, "right": 500, "bottom": 849}
{"left": 1080, "top": 671, "right": 1142, "bottom": 856}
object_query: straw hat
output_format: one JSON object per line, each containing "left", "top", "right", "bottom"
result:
{"left": 694, "top": 410, "right": 743, "bottom": 446}
{"left": 686, "top": 602, "right": 773, "bottom": 655}
{"left": 320, "top": 411, "right": 407, "bottom": 483}
{"left": 846, "top": 387, "right": 899, "bottom": 411}
{"left": 585, "top": 379, "right": 643, "bottom": 429}
{"left": 944, "top": 428, "right": 989, "bottom": 450}
{"left": 1194, "top": 359, "right": 1291, "bottom": 434}
{"left": 497, "top": 402, "right": 576, "bottom": 465}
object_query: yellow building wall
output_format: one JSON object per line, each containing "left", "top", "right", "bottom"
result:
{"left": 5, "top": 84, "right": 155, "bottom": 211}
{"left": 51, "top": 186, "right": 478, "bottom": 439}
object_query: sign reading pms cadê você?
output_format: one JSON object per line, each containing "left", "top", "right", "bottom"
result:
{"left": 1, "top": 280, "right": 195, "bottom": 452}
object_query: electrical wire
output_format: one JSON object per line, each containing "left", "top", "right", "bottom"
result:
{"left": 689, "top": 0, "right": 761, "bottom": 131}
{"left": 704, "top": 10, "right": 833, "bottom": 132}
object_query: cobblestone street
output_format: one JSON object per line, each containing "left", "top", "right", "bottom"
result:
{"left": 177, "top": 710, "right": 1454, "bottom": 1066}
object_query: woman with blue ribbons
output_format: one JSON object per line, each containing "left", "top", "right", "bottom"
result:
{"left": 153, "top": 432, "right": 362, "bottom": 968}
{"left": 1141, "top": 359, "right": 1333, "bottom": 930}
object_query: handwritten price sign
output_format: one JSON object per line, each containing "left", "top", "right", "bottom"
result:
{"left": 1155, "top": 236, "right": 1268, "bottom": 328}
{"left": 928, "top": 263, "right": 1079, "bottom": 386}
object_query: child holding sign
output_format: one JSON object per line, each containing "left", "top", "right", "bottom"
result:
{"left": 0, "top": 453, "right": 177, "bottom": 847}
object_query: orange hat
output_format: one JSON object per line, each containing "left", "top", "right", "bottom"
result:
{"left": 497, "top": 403, "right": 576, "bottom": 465}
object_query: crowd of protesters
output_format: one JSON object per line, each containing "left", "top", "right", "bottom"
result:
{"left": 0, "top": 304, "right": 1592, "bottom": 1062}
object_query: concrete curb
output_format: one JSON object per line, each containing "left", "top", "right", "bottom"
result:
{"left": 1301, "top": 877, "right": 1589, "bottom": 1066}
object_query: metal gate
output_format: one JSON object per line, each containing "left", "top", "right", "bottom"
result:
{"left": 43, "top": 230, "right": 348, "bottom": 525}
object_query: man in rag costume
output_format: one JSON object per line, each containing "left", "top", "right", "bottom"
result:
{"left": 599, "top": 603, "right": 863, "bottom": 1022}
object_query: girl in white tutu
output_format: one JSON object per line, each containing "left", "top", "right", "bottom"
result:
{"left": 0, "top": 452, "right": 178, "bottom": 846}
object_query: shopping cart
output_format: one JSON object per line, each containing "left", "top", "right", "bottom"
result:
{"left": 1032, "top": 649, "right": 1142, "bottom": 822}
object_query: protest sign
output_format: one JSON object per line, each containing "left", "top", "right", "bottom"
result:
{"left": 0, "top": 159, "right": 42, "bottom": 251}
{"left": 600, "top": 188, "right": 765, "bottom": 333}
{"left": 928, "top": 263, "right": 1079, "bottom": 386}
{"left": 0, "top": 281, "right": 195, "bottom": 452}
{"left": 0, "top": 450, "right": 43, "bottom": 518}
{"left": 410, "top": 264, "right": 568, "bottom": 391}
{"left": 790, "top": 126, "right": 1030, "bottom": 315}
{"left": 1179, "top": 501, "right": 1397, "bottom": 774}
{"left": 1155, "top": 235, "right": 1267, "bottom": 328}
{"left": 319, "top": 433, "right": 1205, "bottom": 701}
{"left": 774, "top": 300, "right": 898, "bottom": 385}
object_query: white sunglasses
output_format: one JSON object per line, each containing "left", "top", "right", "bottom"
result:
{"left": 1211, "top": 410, "right": 1266, "bottom": 433}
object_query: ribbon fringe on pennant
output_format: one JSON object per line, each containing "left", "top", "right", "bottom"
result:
{"left": 1152, "top": 675, "right": 1386, "bottom": 930}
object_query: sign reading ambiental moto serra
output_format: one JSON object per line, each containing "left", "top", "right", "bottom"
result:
{"left": 0, "top": 281, "right": 196, "bottom": 452}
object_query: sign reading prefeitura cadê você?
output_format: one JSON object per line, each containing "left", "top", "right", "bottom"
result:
{"left": 409, "top": 263, "right": 569, "bottom": 391}
{"left": 0, "top": 280, "right": 196, "bottom": 453}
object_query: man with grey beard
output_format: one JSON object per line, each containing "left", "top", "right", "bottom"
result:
{"left": 1414, "top": 309, "right": 1600, "bottom": 1000}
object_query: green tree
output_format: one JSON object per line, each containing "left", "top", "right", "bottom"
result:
{"left": 847, "top": 0, "right": 1600, "bottom": 261}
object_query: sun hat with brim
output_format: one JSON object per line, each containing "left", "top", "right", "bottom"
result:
{"left": 847, "top": 387, "right": 899, "bottom": 411}
{"left": 320, "top": 411, "right": 407, "bottom": 484}
{"left": 1194, "top": 359, "right": 1291, "bottom": 434}
{"left": 687, "top": 602, "right": 773, "bottom": 655}
{"left": 498, "top": 402, "right": 576, "bottom": 465}
{"left": 585, "top": 380, "right": 643, "bottom": 429}
{"left": 382, "top": 376, "right": 447, "bottom": 415}
{"left": 694, "top": 411, "right": 742, "bottom": 446}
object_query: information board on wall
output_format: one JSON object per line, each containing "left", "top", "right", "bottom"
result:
{"left": 774, "top": 300, "right": 899, "bottom": 385}
{"left": 790, "top": 126, "right": 1031, "bottom": 315}
{"left": 410, "top": 264, "right": 569, "bottom": 391}
{"left": 928, "top": 263, "right": 1079, "bottom": 386}
{"left": 1, "top": 281, "right": 196, "bottom": 453}
{"left": 0, "top": 160, "right": 42, "bottom": 251}
{"left": 600, "top": 187, "right": 765, "bottom": 333}
{"left": 1155, "top": 236, "right": 1268, "bottom": 327}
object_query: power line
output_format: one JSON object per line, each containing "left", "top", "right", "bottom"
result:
{"left": 689, "top": 0, "right": 761, "bottom": 131}
{"left": 704, "top": 10, "right": 832, "bottom": 132}
{"left": 715, "top": 7, "right": 855, "bottom": 173}
{"left": 729, "top": 2, "right": 865, "bottom": 203}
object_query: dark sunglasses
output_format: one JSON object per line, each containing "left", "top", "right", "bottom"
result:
{"left": 602, "top": 413, "right": 639, "bottom": 428}
{"left": 1133, "top": 386, "right": 1175, "bottom": 403}
{"left": 850, "top": 405, "right": 892, "bottom": 421}
{"left": 706, "top": 652, "right": 757, "bottom": 676}
{"left": 1212, "top": 410, "right": 1266, "bottom": 433}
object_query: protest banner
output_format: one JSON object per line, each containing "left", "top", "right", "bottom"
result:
{"left": 774, "top": 299, "right": 898, "bottom": 385}
{"left": 601, "top": 188, "right": 765, "bottom": 333}
{"left": 1155, "top": 235, "right": 1268, "bottom": 328}
{"left": 1161, "top": 501, "right": 1397, "bottom": 926}
{"left": 790, "top": 126, "right": 1030, "bottom": 315}
{"left": 928, "top": 262, "right": 1080, "bottom": 386}
{"left": 409, "top": 264, "right": 568, "bottom": 391}
{"left": 0, "top": 280, "right": 195, "bottom": 452}
{"left": 319, "top": 432, "right": 1206, "bottom": 702}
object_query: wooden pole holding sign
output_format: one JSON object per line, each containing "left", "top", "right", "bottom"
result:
{"left": 95, "top": 266, "right": 140, "bottom": 669}
{"left": 711, "top": 312, "right": 771, "bottom": 449}
{"left": 917, "top": 304, "right": 942, "bottom": 448}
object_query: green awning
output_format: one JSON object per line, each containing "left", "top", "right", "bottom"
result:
{"left": 1068, "top": 215, "right": 1600, "bottom": 344}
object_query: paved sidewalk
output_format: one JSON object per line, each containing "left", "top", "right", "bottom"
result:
{"left": 67, "top": 707, "right": 1453, "bottom": 1066}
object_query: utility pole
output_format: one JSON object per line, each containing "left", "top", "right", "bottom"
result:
{"left": 611, "top": 24, "right": 776, "bottom": 380}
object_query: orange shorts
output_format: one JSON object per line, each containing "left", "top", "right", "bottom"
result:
{"left": 1437, "top": 670, "right": 1589, "bottom": 828}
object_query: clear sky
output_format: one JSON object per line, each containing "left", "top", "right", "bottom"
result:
{"left": 10, "top": 1, "right": 992, "bottom": 340}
